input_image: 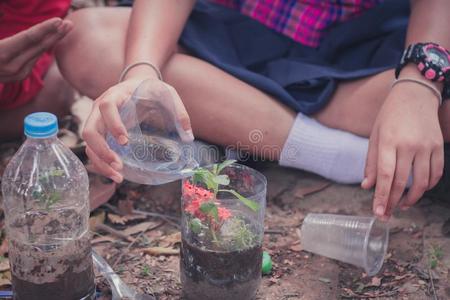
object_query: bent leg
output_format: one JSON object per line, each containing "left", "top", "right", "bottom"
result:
{"left": 56, "top": 7, "right": 450, "bottom": 160}
{"left": 56, "top": 7, "right": 295, "bottom": 158}
{"left": 314, "top": 70, "right": 450, "bottom": 141}
{"left": 0, "top": 62, "right": 74, "bottom": 141}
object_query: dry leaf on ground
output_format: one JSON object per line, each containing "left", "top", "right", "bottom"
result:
{"left": 143, "top": 247, "right": 179, "bottom": 256}
{"left": 89, "top": 211, "right": 106, "bottom": 230}
{"left": 158, "top": 232, "right": 181, "bottom": 247}
{"left": 122, "top": 222, "right": 159, "bottom": 236}
{"left": 107, "top": 213, "right": 147, "bottom": 225}
{"left": 0, "top": 270, "right": 11, "bottom": 287}
{"left": 0, "top": 260, "right": 9, "bottom": 272}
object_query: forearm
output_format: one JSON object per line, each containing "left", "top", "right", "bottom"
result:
{"left": 398, "top": 0, "right": 450, "bottom": 94}
{"left": 124, "top": 0, "right": 195, "bottom": 79}
{"left": 407, "top": 0, "right": 450, "bottom": 48}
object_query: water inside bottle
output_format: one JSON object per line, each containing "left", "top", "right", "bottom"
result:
{"left": 108, "top": 132, "right": 195, "bottom": 185}
{"left": 106, "top": 79, "right": 198, "bottom": 185}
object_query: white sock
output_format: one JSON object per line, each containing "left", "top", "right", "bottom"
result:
{"left": 279, "top": 113, "right": 368, "bottom": 184}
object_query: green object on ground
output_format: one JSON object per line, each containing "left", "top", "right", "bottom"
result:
{"left": 262, "top": 251, "right": 272, "bottom": 275}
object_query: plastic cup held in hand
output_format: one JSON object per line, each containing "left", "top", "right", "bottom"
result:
{"left": 107, "top": 79, "right": 197, "bottom": 185}
{"left": 300, "top": 213, "right": 389, "bottom": 276}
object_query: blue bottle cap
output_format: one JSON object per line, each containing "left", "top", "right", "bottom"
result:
{"left": 24, "top": 112, "right": 58, "bottom": 138}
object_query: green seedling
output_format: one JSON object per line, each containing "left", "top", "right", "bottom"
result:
{"left": 192, "top": 160, "right": 260, "bottom": 212}
{"left": 429, "top": 244, "right": 444, "bottom": 269}
{"left": 140, "top": 264, "right": 151, "bottom": 277}
{"left": 32, "top": 168, "right": 65, "bottom": 209}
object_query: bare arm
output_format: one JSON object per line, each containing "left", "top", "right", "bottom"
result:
{"left": 82, "top": 0, "right": 196, "bottom": 183}
{"left": 407, "top": 0, "right": 450, "bottom": 47}
{"left": 399, "top": 0, "right": 450, "bottom": 90}
{"left": 123, "top": 0, "right": 196, "bottom": 79}
{"left": 363, "top": 0, "right": 450, "bottom": 219}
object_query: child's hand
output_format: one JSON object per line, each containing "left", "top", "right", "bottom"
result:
{"left": 82, "top": 78, "right": 193, "bottom": 183}
{"left": 0, "top": 18, "right": 72, "bottom": 82}
{"left": 362, "top": 81, "right": 444, "bottom": 220}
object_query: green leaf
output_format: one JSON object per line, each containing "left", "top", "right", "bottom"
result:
{"left": 219, "top": 189, "right": 260, "bottom": 212}
{"left": 193, "top": 169, "right": 217, "bottom": 191}
{"left": 217, "top": 160, "right": 236, "bottom": 174}
{"left": 213, "top": 175, "right": 230, "bottom": 186}
{"left": 140, "top": 264, "right": 151, "bottom": 276}
{"left": 189, "top": 218, "right": 203, "bottom": 234}
{"left": 430, "top": 259, "right": 438, "bottom": 269}
{"left": 200, "top": 202, "right": 219, "bottom": 222}
{"left": 49, "top": 168, "right": 65, "bottom": 177}
{"left": 46, "top": 192, "right": 61, "bottom": 209}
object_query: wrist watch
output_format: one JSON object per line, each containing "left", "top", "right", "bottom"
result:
{"left": 395, "top": 42, "right": 450, "bottom": 100}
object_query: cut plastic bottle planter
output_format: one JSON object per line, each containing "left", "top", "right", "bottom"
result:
{"left": 107, "top": 80, "right": 197, "bottom": 185}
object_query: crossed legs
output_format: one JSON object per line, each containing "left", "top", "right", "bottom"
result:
{"left": 56, "top": 7, "right": 450, "bottom": 160}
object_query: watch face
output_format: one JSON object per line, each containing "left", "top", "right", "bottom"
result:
{"left": 424, "top": 46, "right": 449, "bottom": 68}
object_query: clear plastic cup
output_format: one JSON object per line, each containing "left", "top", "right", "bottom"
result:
{"left": 300, "top": 213, "right": 389, "bottom": 276}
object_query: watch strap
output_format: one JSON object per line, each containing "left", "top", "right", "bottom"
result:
{"left": 395, "top": 43, "right": 424, "bottom": 78}
{"left": 396, "top": 42, "right": 450, "bottom": 100}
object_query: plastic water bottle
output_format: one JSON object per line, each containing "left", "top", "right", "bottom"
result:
{"left": 1, "top": 113, "right": 95, "bottom": 300}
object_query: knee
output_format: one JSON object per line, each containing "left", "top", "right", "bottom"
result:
{"left": 38, "top": 63, "right": 75, "bottom": 117}
{"left": 56, "top": 9, "right": 99, "bottom": 65}
{"left": 55, "top": 8, "right": 110, "bottom": 97}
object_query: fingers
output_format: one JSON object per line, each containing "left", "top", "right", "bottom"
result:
{"left": 17, "top": 20, "right": 73, "bottom": 64}
{"left": 98, "top": 91, "right": 129, "bottom": 145}
{"left": 384, "top": 149, "right": 413, "bottom": 217}
{"left": 82, "top": 108, "right": 123, "bottom": 169}
{"left": 402, "top": 151, "right": 431, "bottom": 209}
{"left": 0, "top": 19, "right": 72, "bottom": 82}
{"left": 8, "top": 18, "right": 63, "bottom": 53}
{"left": 0, "top": 52, "right": 40, "bottom": 82}
{"left": 86, "top": 146, "right": 123, "bottom": 183}
{"left": 166, "top": 85, "right": 194, "bottom": 142}
{"left": 362, "top": 129, "right": 378, "bottom": 189}
{"left": 373, "top": 144, "right": 396, "bottom": 218}
{"left": 428, "top": 145, "right": 444, "bottom": 189}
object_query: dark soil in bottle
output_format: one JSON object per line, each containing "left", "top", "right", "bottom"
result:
{"left": 180, "top": 238, "right": 262, "bottom": 300}
{"left": 12, "top": 267, "right": 95, "bottom": 300}
{"left": 9, "top": 233, "right": 95, "bottom": 300}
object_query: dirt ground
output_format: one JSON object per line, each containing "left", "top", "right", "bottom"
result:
{"left": 0, "top": 138, "right": 449, "bottom": 300}
{"left": 89, "top": 161, "right": 450, "bottom": 300}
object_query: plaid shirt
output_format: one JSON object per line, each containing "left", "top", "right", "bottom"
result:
{"left": 212, "top": 0, "right": 384, "bottom": 48}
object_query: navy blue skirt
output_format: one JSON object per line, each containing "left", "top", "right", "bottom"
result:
{"left": 121, "top": 0, "right": 410, "bottom": 114}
